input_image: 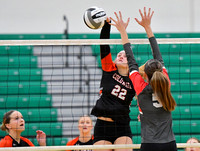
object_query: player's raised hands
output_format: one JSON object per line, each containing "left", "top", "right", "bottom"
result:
{"left": 109, "top": 11, "right": 130, "bottom": 44}
{"left": 110, "top": 11, "right": 130, "bottom": 33}
{"left": 135, "top": 7, "right": 154, "bottom": 29}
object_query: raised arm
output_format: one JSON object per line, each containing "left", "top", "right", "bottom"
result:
{"left": 135, "top": 7, "right": 164, "bottom": 66}
{"left": 100, "top": 19, "right": 111, "bottom": 59}
{"left": 100, "top": 18, "right": 117, "bottom": 71}
{"left": 110, "top": 11, "right": 138, "bottom": 73}
{"left": 110, "top": 11, "right": 149, "bottom": 95}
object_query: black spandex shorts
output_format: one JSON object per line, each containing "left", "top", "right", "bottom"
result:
{"left": 140, "top": 141, "right": 177, "bottom": 151}
{"left": 93, "top": 119, "right": 132, "bottom": 144}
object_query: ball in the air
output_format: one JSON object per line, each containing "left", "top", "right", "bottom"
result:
{"left": 83, "top": 6, "right": 107, "bottom": 29}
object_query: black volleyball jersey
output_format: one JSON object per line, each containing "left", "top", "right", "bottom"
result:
{"left": 91, "top": 22, "right": 135, "bottom": 124}
{"left": 0, "top": 135, "right": 34, "bottom": 147}
{"left": 66, "top": 136, "right": 93, "bottom": 151}
{"left": 124, "top": 37, "right": 175, "bottom": 143}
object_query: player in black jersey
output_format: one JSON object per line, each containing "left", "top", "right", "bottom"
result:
{"left": 66, "top": 115, "right": 94, "bottom": 151}
{"left": 110, "top": 8, "right": 177, "bottom": 151}
{"left": 0, "top": 110, "right": 46, "bottom": 147}
{"left": 91, "top": 17, "right": 135, "bottom": 151}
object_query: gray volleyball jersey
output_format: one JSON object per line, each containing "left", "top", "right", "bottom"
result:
{"left": 123, "top": 38, "right": 176, "bottom": 144}
{"left": 138, "top": 84, "right": 175, "bottom": 143}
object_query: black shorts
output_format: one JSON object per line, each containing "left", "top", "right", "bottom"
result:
{"left": 93, "top": 119, "right": 132, "bottom": 144}
{"left": 140, "top": 141, "right": 177, "bottom": 151}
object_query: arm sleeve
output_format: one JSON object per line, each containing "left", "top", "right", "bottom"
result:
{"left": 123, "top": 43, "right": 148, "bottom": 95}
{"left": 100, "top": 21, "right": 111, "bottom": 59}
{"left": 130, "top": 72, "right": 148, "bottom": 96}
{"left": 149, "top": 37, "right": 171, "bottom": 85}
{"left": 123, "top": 43, "right": 138, "bottom": 72}
{"left": 0, "top": 139, "right": 12, "bottom": 147}
{"left": 100, "top": 21, "right": 116, "bottom": 71}
{"left": 149, "top": 37, "right": 164, "bottom": 66}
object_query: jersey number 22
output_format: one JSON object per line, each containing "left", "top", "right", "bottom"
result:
{"left": 111, "top": 85, "right": 127, "bottom": 100}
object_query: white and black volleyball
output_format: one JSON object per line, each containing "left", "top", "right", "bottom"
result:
{"left": 83, "top": 6, "right": 107, "bottom": 29}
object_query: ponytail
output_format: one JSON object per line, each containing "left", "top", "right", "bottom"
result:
{"left": 0, "top": 122, "right": 7, "bottom": 131}
{"left": 150, "top": 71, "right": 176, "bottom": 111}
{"left": 0, "top": 110, "right": 16, "bottom": 132}
{"left": 139, "top": 64, "right": 146, "bottom": 80}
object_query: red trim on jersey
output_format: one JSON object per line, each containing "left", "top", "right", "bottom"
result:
{"left": 130, "top": 68, "right": 170, "bottom": 114}
{"left": 138, "top": 99, "right": 143, "bottom": 114}
{"left": 130, "top": 68, "right": 170, "bottom": 96}
{"left": 163, "top": 68, "right": 171, "bottom": 86}
{"left": 101, "top": 53, "right": 117, "bottom": 72}
{"left": 0, "top": 135, "right": 34, "bottom": 147}
{"left": 0, "top": 135, "right": 13, "bottom": 147}
{"left": 66, "top": 136, "right": 94, "bottom": 151}
{"left": 129, "top": 71, "right": 148, "bottom": 96}
{"left": 66, "top": 137, "right": 79, "bottom": 151}
{"left": 99, "top": 90, "right": 102, "bottom": 95}
{"left": 66, "top": 136, "right": 79, "bottom": 146}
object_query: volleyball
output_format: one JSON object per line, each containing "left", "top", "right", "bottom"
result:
{"left": 83, "top": 6, "right": 107, "bottom": 29}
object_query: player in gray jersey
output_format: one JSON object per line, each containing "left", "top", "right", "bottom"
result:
{"left": 110, "top": 7, "right": 177, "bottom": 151}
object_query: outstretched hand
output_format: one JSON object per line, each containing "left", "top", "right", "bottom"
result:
{"left": 110, "top": 11, "right": 130, "bottom": 33}
{"left": 36, "top": 130, "right": 46, "bottom": 146}
{"left": 135, "top": 7, "right": 154, "bottom": 29}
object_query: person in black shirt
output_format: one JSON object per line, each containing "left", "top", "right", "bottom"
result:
{"left": 91, "top": 17, "right": 135, "bottom": 151}
{"left": 110, "top": 7, "right": 177, "bottom": 151}
{"left": 0, "top": 110, "right": 46, "bottom": 147}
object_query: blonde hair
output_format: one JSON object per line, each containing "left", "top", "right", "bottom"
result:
{"left": 78, "top": 115, "right": 93, "bottom": 125}
{"left": 0, "top": 110, "right": 16, "bottom": 132}
{"left": 185, "top": 137, "right": 200, "bottom": 151}
{"left": 186, "top": 137, "right": 200, "bottom": 143}
{"left": 139, "top": 63, "right": 146, "bottom": 80}
{"left": 134, "top": 63, "right": 148, "bottom": 100}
